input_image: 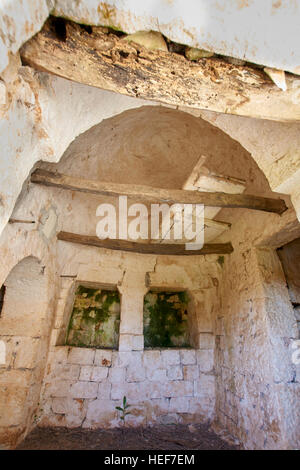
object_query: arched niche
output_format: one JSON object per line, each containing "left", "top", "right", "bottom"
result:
{"left": 0, "top": 256, "right": 49, "bottom": 449}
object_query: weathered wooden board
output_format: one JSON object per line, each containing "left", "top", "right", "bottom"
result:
{"left": 31, "top": 169, "right": 287, "bottom": 214}
{"left": 20, "top": 18, "right": 300, "bottom": 122}
{"left": 57, "top": 231, "right": 234, "bottom": 256}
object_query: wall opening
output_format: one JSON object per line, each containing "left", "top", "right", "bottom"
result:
{"left": 143, "top": 290, "right": 190, "bottom": 348}
{"left": 0, "top": 284, "right": 5, "bottom": 316}
{"left": 66, "top": 285, "right": 120, "bottom": 349}
{"left": 277, "top": 238, "right": 300, "bottom": 334}
{"left": 0, "top": 256, "right": 49, "bottom": 448}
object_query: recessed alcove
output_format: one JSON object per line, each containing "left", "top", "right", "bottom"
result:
{"left": 0, "top": 40, "right": 299, "bottom": 449}
{"left": 143, "top": 290, "right": 190, "bottom": 348}
{"left": 277, "top": 238, "right": 300, "bottom": 334}
{"left": 66, "top": 285, "right": 121, "bottom": 349}
{"left": 0, "top": 256, "right": 49, "bottom": 447}
{"left": 0, "top": 284, "right": 5, "bottom": 316}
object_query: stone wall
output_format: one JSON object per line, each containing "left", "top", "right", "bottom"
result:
{"left": 0, "top": 42, "right": 300, "bottom": 449}
{"left": 39, "top": 346, "right": 215, "bottom": 428}
{"left": 213, "top": 208, "right": 300, "bottom": 450}
{"left": 3, "top": 1, "right": 300, "bottom": 78}
{"left": 143, "top": 291, "right": 190, "bottom": 348}
{"left": 0, "top": 230, "right": 57, "bottom": 448}
{"left": 66, "top": 286, "right": 121, "bottom": 349}
{"left": 35, "top": 240, "right": 221, "bottom": 429}
{"left": 277, "top": 238, "right": 300, "bottom": 334}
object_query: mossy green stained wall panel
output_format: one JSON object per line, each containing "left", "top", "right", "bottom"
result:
{"left": 66, "top": 286, "right": 120, "bottom": 349}
{"left": 143, "top": 291, "right": 190, "bottom": 348}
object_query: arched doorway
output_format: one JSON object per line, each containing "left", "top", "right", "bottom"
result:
{"left": 0, "top": 256, "right": 49, "bottom": 448}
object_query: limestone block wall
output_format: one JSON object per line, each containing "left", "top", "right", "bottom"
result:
{"left": 39, "top": 346, "right": 215, "bottom": 428}
{"left": 3, "top": 0, "right": 300, "bottom": 77}
{"left": 0, "top": 223, "right": 57, "bottom": 448}
{"left": 213, "top": 209, "right": 300, "bottom": 450}
{"left": 37, "top": 242, "right": 222, "bottom": 428}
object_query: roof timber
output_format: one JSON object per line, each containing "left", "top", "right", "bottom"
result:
{"left": 57, "top": 231, "right": 234, "bottom": 256}
{"left": 31, "top": 169, "right": 287, "bottom": 215}
{"left": 20, "top": 18, "right": 300, "bottom": 122}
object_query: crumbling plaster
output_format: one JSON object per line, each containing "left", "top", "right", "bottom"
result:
{"left": 0, "top": 2, "right": 300, "bottom": 450}
{"left": 2, "top": 1, "right": 300, "bottom": 76}
{"left": 0, "top": 104, "right": 298, "bottom": 447}
{"left": 37, "top": 242, "right": 220, "bottom": 430}
{"left": 0, "top": 227, "right": 57, "bottom": 448}
{"left": 0, "top": 60, "right": 155, "bottom": 237}
{"left": 0, "top": 0, "right": 50, "bottom": 73}
{"left": 2, "top": 61, "right": 300, "bottom": 242}
{"left": 190, "top": 108, "right": 300, "bottom": 220}
{"left": 213, "top": 208, "right": 300, "bottom": 450}
{"left": 52, "top": 0, "right": 300, "bottom": 75}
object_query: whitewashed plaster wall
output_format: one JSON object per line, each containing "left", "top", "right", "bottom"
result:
{"left": 191, "top": 108, "right": 300, "bottom": 221}
{"left": 0, "top": 61, "right": 156, "bottom": 237}
{"left": 211, "top": 203, "right": 300, "bottom": 450}
{"left": 0, "top": 174, "right": 221, "bottom": 444}
{"left": 0, "top": 223, "right": 57, "bottom": 449}
{"left": 0, "top": 0, "right": 300, "bottom": 451}
{"left": 1, "top": 2, "right": 300, "bottom": 234}
{"left": 0, "top": 95, "right": 300, "bottom": 448}
{"left": 0, "top": 0, "right": 50, "bottom": 73}
{"left": 2, "top": 61, "right": 300, "bottom": 243}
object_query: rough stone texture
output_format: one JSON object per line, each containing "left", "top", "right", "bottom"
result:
{"left": 1, "top": 87, "right": 299, "bottom": 449}
{"left": 0, "top": 0, "right": 50, "bottom": 73}
{"left": 0, "top": 10, "right": 300, "bottom": 450}
{"left": 212, "top": 207, "right": 300, "bottom": 450}
{"left": 21, "top": 18, "right": 300, "bottom": 122}
{"left": 3, "top": 1, "right": 300, "bottom": 78}
{"left": 38, "top": 346, "right": 215, "bottom": 429}
{"left": 0, "top": 251, "right": 56, "bottom": 449}
{"left": 35, "top": 246, "right": 219, "bottom": 430}
{"left": 277, "top": 238, "right": 300, "bottom": 333}
{"left": 16, "top": 423, "right": 239, "bottom": 450}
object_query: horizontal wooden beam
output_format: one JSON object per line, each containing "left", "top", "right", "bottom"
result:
{"left": 31, "top": 169, "right": 287, "bottom": 215}
{"left": 20, "top": 18, "right": 300, "bottom": 122}
{"left": 8, "top": 218, "right": 35, "bottom": 224}
{"left": 204, "top": 218, "right": 231, "bottom": 230}
{"left": 57, "top": 231, "right": 233, "bottom": 256}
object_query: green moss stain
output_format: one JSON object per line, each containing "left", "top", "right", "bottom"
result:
{"left": 66, "top": 286, "right": 120, "bottom": 349}
{"left": 143, "top": 291, "right": 190, "bottom": 348}
{"left": 217, "top": 255, "right": 225, "bottom": 267}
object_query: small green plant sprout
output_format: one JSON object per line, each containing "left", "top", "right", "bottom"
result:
{"left": 115, "top": 396, "right": 131, "bottom": 425}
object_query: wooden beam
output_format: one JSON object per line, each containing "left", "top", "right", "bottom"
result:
{"left": 20, "top": 18, "right": 300, "bottom": 122}
{"left": 204, "top": 218, "right": 231, "bottom": 230}
{"left": 8, "top": 219, "right": 35, "bottom": 224}
{"left": 57, "top": 231, "right": 233, "bottom": 256}
{"left": 31, "top": 169, "right": 287, "bottom": 215}
{"left": 183, "top": 156, "right": 246, "bottom": 193}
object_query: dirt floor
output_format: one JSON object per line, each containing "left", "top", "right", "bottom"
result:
{"left": 17, "top": 423, "right": 239, "bottom": 450}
